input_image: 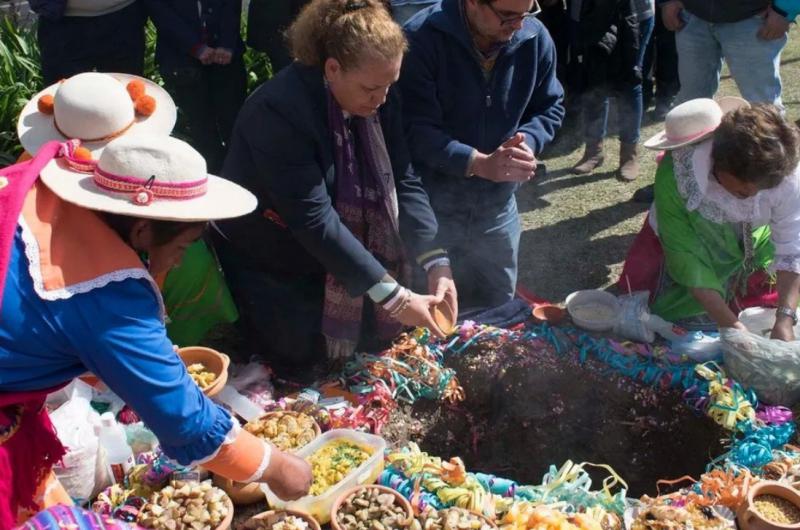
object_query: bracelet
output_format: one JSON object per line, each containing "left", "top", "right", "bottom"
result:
{"left": 776, "top": 305, "right": 798, "bottom": 325}
{"left": 388, "top": 289, "right": 412, "bottom": 318}
{"left": 423, "top": 257, "right": 451, "bottom": 273}
{"left": 382, "top": 285, "right": 405, "bottom": 311}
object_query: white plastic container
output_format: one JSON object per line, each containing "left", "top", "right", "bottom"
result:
{"left": 739, "top": 307, "right": 800, "bottom": 337}
{"left": 98, "top": 412, "right": 134, "bottom": 485}
{"left": 262, "top": 429, "right": 386, "bottom": 524}
{"left": 566, "top": 290, "right": 622, "bottom": 331}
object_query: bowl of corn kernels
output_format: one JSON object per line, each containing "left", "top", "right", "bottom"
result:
{"left": 178, "top": 347, "right": 230, "bottom": 398}
{"left": 739, "top": 482, "right": 800, "bottom": 530}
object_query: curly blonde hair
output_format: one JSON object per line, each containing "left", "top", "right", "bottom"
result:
{"left": 287, "top": 0, "right": 407, "bottom": 70}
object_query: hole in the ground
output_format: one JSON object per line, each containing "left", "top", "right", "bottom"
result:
{"left": 383, "top": 337, "right": 726, "bottom": 498}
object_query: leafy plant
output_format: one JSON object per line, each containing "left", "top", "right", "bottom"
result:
{"left": 0, "top": 15, "right": 42, "bottom": 165}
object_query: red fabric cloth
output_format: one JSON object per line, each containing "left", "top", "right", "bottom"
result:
{"left": 0, "top": 386, "right": 67, "bottom": 529}
{"left": 0, "top": 141, "right": 64, "bottom": 311}
{"left": 619, "top": 215, "right": 777, "bottom": 314}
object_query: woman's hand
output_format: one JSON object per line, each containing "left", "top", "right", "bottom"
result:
{"left": 427, "top": 265, "right": 459, "bottom": 323}
{"left": 771, "top": 315, "right": 796, "bottom": 341}
{"left": 392, "top": 290, "right": 446, "bottom": 338}
{"left": 260, "top": 448, "right": 312, "bottom": 501}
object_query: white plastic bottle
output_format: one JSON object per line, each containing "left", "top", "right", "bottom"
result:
{"left": 98, "top": 412, "right": 134, "bottom": 484}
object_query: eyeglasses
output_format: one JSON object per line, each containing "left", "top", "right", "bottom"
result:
{"left": 484, "top": 0, "right": 541, "bottom": 26}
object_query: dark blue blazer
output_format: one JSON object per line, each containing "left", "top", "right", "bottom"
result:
{"left": 216, "top": 63, "right": 441, "bottom": 297}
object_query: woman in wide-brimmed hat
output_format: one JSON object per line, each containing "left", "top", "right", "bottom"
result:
{"left": 17, "top": 71, "right": 242, "bottom": 346}
{"left": 619, "top": 97, "right": 800, "bottom": 339}
{"left": 0, "top": 132, "right": 311, "bottom": 526}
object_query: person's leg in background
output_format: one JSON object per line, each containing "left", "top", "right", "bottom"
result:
{"left": 209, "top": 56, "right": 248, "bottom": 173}
{"left": 161, "top": 66, "right": 223, "bottom": 172}
{"left": 92, "top": 1, "right": 146, "bottom": 77}
{"left": 37, "top": 16, "right": 94, "bottom": 84}
{"left": 246, "top": 0, "right": 309, "bottom": 74}
{"left": 642, "top": 22, "right": 657, "bottom": 112}
{"left": 717, "top": 15, "right": 786, "bottom": 108}
{"left": 617, "top": 15, "right": 655, "bottom": 181}
{"left": 572, "top": 87, "right": 609, "bottom": 174}
{"left": 538, "top": 0, "right": 569, "bottom": 84}
{"left": 674, "top": 11, "right": 724, "bottom": 104}
{"left": 653, "top": 8, "right": 679, "bottom": 119}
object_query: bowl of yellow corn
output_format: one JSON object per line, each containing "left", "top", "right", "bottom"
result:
{"left": 262, "top": 429, "right": 386, "bottom": 525}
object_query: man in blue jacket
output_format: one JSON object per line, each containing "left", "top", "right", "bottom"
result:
{"left": 400, "top": 0, "right": 565, "bottom": 312}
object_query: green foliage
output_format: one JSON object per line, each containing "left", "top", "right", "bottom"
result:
{"left": 0, "top": 16, "right": 42, "bottom": 165}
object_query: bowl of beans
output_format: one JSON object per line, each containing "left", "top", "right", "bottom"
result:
{"left": 739, "top": 481, "right": 800, "bottom": 530}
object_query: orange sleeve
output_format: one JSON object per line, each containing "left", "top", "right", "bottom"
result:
{"left": 201, "top": 429, "right": 270, "bottom": 483}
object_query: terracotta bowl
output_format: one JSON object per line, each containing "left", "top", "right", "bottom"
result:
{"left": 330, "top": 485, "right": 413, "bottom": 530}
{"left": 738, "top": 481, "right": 800, "bottom": 530}
{"left": 431, "top": 299, "right": 456, "bottom": 335}
{"left": 441, "top": 508, "right": 498, "bottom": 530}
{"left": 216, "top": 497, "right": 235, "bottom": 530}
{"left": 239, "top": 509, "right": 322, "bottom": 530}
{"left": 532, "top": 304, "right": 566, "bottom": 324}
{"left": 178, "top": 346, "right": 230, "bottom": 398}
{"left": 212, "top": 474, "right": 265, "bottom": 506}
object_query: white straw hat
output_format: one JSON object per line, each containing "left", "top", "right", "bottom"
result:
{"left": 17, "top": 72, "right": 176, "bottom": 157}
{"left": 40, "top": 135, "right": 257, "bottom": 222}
{"left": 643, "top": 96, "right": 750, "bottom": 150}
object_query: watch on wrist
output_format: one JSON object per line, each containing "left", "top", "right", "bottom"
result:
{"left": 776, "top": 305, "right": 798, "bottom": 325}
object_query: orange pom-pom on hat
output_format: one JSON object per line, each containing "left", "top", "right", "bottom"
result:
{"left": 37, "top": 94, "right": 55, "bottom": 115}
{"left": 126, "top": 79, "right": 146, "bottom": 101}
{"left": 72, "top": 146, "right": 93, "bottom": 161}
{"left": 134, "top": 95, "right": 156, "bottom": 117}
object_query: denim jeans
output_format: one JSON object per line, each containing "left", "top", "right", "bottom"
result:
{"left": 433, "top": 195, "right": 522, "bottom": 312}
{"left": 674, "top": 10, "right": 786, "bottom": 107}
{"left": 584, "top": 16, "right": 656, "bottom": 144}
{"left": 391, "top": 1, "right": 438, "bottom": 25}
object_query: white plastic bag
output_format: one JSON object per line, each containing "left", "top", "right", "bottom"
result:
{"left": 720, "top": 327, "right": 800, "bottom": 405}
{"left": 49, "top": 380, "right": 106, "bottom": 504}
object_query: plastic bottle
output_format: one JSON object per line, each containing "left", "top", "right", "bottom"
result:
{"left": 98, "top": 412, "right": 134, "bottom": 484}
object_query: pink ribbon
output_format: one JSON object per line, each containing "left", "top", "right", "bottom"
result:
{"left": 756, "top": 405, "right": 793, "bottom": 425}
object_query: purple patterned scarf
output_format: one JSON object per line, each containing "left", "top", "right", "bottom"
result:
{"left": 321, "top": 88, "right": 408, "bottom": 360}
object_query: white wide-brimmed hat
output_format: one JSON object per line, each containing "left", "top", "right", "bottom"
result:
{"left": 643, "top": 96, "right": 750, "bottom": 150}
{"left": 40, "top": 135, "right": 257, "bottom": 222}
{"left": 17, "top": 72, "right": 177, "bottom": 157}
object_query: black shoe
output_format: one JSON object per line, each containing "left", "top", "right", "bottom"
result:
{"left": 632, "top": 184, "right": 654, "bottom": 203}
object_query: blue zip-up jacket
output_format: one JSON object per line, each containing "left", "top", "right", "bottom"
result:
{"left": 399, "top": 0, "right": 565, "bottom": 210}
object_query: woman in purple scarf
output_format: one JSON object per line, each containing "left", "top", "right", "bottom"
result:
{"left": 214, "top": 0, "right": 458, "bottom": 379}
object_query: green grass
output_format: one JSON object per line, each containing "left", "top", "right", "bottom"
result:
{"left": 517, "top": 26, "right": 800, "bottom": 301}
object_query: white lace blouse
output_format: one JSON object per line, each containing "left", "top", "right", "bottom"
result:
{"left": 650, "top": 139, "right": 800, "bottom": 274}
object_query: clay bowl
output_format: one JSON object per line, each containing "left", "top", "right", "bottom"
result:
{"left": 441, "top": 507, "right": 498, "bottom": 530}
{"left": 738, "top": 481, "right": 800, "bottom": 530}
{"left": 178, "top": 346, "right": 230, "bottom": 398}
{"left": 245, "top": 410, "right": 322, "bottom": 452}
{"left": 531, "top": 304, "right": 566, "bottom": 324}
{"left": 212, "top": 474, "right": 265, "bottom": 506}
{"left": 239, "top": 509, "right": 322, "bottom": 530}
{"left": 431, "top": 299, "right": 456, "bottom": 335}
{"left": 330, "top": 485, "right": 413, "bottom": 530}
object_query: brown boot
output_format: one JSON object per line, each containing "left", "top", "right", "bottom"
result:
{"left": 572, "top": 141, "right": 604, "bottom": 174}
{"left": 619, "top": 142, "right": 639, "bottom": 181}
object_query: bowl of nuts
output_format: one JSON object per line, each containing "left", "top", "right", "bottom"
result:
{"left": 238, "top": 509, "right": 321, "bottom": 530}
{"left": 331, "top": 485, "right": 414, "bottom": 530}
{"left": 244, "top": 411, "right": 321, "bottom": 453}
{"left": 137, "top": 479, "right": 234, "bottom": 530}
{"left": 178, "top": 347, "right": 230, "bottom": 398}
{"left": 419, "top": 508, "right": 497, "bottom": 530}
{"left": 212, "top": 474, "right": 264, "bottom": 507}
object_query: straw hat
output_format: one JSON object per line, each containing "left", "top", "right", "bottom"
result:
{"left": 40, "top": 135, "right": 257, "bottom": 222}
{"left": 17, "top": 72, "right": 176, "bottom": 156}
{"left": 643, "top": 96, "right": 750, "bottom": 150}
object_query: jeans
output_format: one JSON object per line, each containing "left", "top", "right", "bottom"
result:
{"left": 584, "top": 16, "right": 655, "bottom": 144}
{"left": 434, "top": 195, "right": 521, "bottom": 312}
{"left": 675, "top": 10, "right": 786, "bottom": 107}
{"left": 391, "top": 1, "right": 438, "bottom": 25}
{"left": 38, "top": 1, "right": 145, "bottom": 85}
{"left": 642, "top": 8, "right": 680, "bottom": 107}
